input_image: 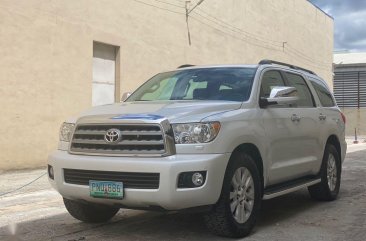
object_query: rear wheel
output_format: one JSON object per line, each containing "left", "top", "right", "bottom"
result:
{"left": 308, "top": 144, "right": 341, "bottom": 201}
{"left": 204, "top": 152, "right": 261, "bottom": 238}
{"left": 63, "top": 198, "right": 119, "bottom": 223}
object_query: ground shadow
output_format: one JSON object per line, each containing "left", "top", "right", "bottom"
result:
{"left": 0, "top": 189, "right": 325, "bottom": 241}
{"left": 258, "top": 189, "right": 321, "bottom": 228}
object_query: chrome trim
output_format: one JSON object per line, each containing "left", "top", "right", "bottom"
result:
{"left": 68, "top": 119, "right": 176, "bottom": 157}
{"left": 74, "top": 130, "right": 162, "bottom": 135}
{"left": 160, "top": 119, "right": 176, "bottom": 156}
{"left": 262, "top": 179, "right": 321, "bottom": 200}
{"left": 104, "top": 128, "right": 122, "bottom": 144}
{"left": 72, "top": 139, "right": 164, "bottom": 145}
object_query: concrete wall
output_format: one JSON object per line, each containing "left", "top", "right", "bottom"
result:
{"left": 341, "top": 108, "right": 366, "bottom": 137}
{"left": 0, "top": 0, "right": 333, "bottom": 170}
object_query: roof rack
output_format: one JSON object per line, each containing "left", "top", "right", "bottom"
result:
{"left": 177, "top": 64, "right": 195, "bottom": 69}
{"left": 258, "top": 59, "right": 317, "bottom": 75}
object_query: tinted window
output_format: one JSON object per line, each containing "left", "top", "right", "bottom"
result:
{"left": 184, "top": 79, "right": 207, "bottom": 99}
{"left": 128, "top": 68, "right": 257, "bottom": 102}
{"left": 285, "top": 72, "right": 314, "bottom": 107}
{"left": 140, "top": 77, "right": 178, "bottom": 100}
{"left": 311, "top": 80, "right": 335, "bottom": 107}
{"left": 260, "top": 70, "right": 286, "bottom": 98}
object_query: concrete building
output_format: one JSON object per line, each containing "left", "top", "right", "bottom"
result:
{"left": 0, "top": 0, "right": 333, "bottom": 170}
{"left": 334, "top": 52, "right": 366, "bottom": 137}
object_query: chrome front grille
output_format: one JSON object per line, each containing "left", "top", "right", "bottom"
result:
{"left": 70, "top": 124, "right": 166, "bottom": 156}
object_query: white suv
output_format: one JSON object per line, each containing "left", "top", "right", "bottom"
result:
{"left": 48, "top": 60, "right": 346, "bottom": 238}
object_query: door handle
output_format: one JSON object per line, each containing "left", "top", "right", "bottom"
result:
{"left": 291, "top": 114, "right": 301, "bottom": 122}
{"left": 319, "top": 114, "right": 327, "bottom": 121}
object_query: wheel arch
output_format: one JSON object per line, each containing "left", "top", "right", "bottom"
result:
{"left": 230, "top": 143, "right": 264, "bottom": 190}
{"left": 326, "top": 135, "right": 342, "bottom": 161}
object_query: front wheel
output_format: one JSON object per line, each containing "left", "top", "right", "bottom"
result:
{"left": 308, "top": 144, "right": 341, "bottom": 201}
{"left": 63, "top": 198, "right": 119, "bottom": 223}
{"left": 204, "top": 152, "right": 262, "bottom": 238}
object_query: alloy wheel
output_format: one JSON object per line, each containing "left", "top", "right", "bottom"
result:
{"left": 230, "top": 167, "right": 255, "bottom": 223}
{"left": 327, "top": 153, "right": 337, "bottom": 191}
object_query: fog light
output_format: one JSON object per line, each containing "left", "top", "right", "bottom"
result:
{"left": 192, "top": 172, "right": 204, "bottom": 186}
{"left": 48, "top": 165, "right": 54, "bottom": 180}
{"left": 178, "top": 171, "right": 206, "bottom": 188}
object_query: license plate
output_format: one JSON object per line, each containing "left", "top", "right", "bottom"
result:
{"left": 89, "top": 180, "right": 124, "bottom": 200}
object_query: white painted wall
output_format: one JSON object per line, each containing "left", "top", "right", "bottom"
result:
{"left": 0, "top": 0, "right": 333, "bottom": 170}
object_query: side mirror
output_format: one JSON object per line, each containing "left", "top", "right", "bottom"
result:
{"left": 121, "top": 92, "right": 131, "bottom": 102}
{"left": 260, "top": 86, "right": 299, "bottom": 108}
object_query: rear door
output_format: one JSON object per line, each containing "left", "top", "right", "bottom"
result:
{"left": 308, "top": 78, "right": 344, "bottom": 166}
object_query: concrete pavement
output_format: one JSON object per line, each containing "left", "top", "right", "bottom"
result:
{"left": 1, "top": 143, "right": 366, "bottom": 241}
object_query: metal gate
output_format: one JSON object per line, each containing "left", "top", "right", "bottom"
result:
{"left": 333, "top": 70, "right": 366, "bottom": 108}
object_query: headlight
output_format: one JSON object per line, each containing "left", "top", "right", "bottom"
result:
{"left": 172, "top": 122, "right": 221, "bottom": 144}
{"left": 59, "top": 122, "right": 75, "bottom": 142}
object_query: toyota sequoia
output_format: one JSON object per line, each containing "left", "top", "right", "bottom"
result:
{"left": 48, "top": 60, "right": 346, "bottom": 238}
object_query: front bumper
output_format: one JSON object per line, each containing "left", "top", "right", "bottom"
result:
{"left": 48, "top": 150, "right": 230, "bottom": 210}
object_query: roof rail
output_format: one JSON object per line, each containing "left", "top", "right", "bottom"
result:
{"left": 258, "top": 59, "right": 317, "bottom": 75}
{"left": 177, "top": 64, "right": 195, "bottom": 69}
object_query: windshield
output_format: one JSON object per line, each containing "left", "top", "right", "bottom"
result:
{"left": 127, "top": 67, "right": 257, "bottom": 102}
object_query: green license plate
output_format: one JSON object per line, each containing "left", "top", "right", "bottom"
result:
{"left": 89, "top": 180, "right": 124, "bottom": 200}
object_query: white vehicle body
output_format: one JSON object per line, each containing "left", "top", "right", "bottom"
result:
{"left": 48, "top": 62, "right": 346, "bottom": 213}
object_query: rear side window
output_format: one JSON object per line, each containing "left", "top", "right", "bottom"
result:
{"left": 311, "top": 80, "right": 335, "bottom": 107}
{"left": 284, "top": 72, "right": 314, "bottom": 107}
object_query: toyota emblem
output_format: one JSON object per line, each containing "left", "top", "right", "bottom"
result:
{"left": 104, "top": 128, "right": 122, "bottom": 144}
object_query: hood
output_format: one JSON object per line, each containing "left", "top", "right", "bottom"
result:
{"left": 74, "top": 101, "right": 242, "bottom": 123}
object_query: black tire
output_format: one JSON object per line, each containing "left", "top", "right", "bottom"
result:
{"left": 308, "top": 144, "right": 341, "bottom": 201}
{"left": 63, "top": 198, "right": 119, "bottom": 223}
{"left": 204, "top": 152, "right": 262, "bottom": 238}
